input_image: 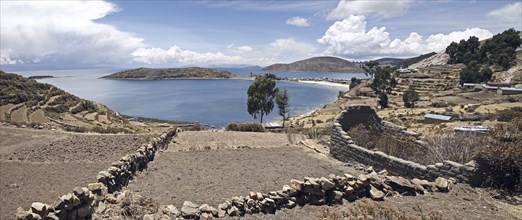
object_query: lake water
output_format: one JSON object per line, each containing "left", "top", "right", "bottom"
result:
{"left": 17, "top": 67, "right": 367, "bottom": 127}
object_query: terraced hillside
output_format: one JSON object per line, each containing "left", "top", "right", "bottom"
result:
{"left": 0, "top": 71, "right": 143, "bottom": 133}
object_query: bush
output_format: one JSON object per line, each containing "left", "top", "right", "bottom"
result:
{"left": 474, "top": 119, "right": 522, "bottom": 193}
{"left": 304, "top": 127, "right": 330, "bottom": 139}
{"left": 226, "top": 122, "right": 264, "bottom": 132}
{"left": 430, "top": 101, "right": 449, "bottom": 108}
{"left": 496, "top": 107, "right": 522, "bottom": 122}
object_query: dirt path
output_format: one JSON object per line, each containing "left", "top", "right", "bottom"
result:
{"left": 0, "top": 126, "right": 154, "bottom": 220}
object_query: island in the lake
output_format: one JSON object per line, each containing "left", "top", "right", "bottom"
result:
{"left": 27, "top": 75, "right": 54, "bottom": 80}
{"left": 102, "top": 67, "right": 238, "bottom": 80}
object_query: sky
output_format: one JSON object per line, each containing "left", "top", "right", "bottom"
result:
{"left": 0, "top": 0, "right": 521, "bottom": 70}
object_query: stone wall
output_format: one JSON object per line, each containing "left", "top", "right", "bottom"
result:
{"left": 330, "top": 105, "right": 478, "bottom": 184}
{"left": 93, "top": 170, "right": 452, "bottom": 219}
{"left": 16, "top": 128, "right": 177, "bottom": 220}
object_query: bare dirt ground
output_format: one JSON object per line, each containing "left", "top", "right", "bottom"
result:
{"left": 0, "top": 126, "right": 153, "bottom": 220}
{"left": 126, "top": 131, "right": 359, "bottom": 208}
{"left": 126, "top": 131, "right": 519, "bottom": 220}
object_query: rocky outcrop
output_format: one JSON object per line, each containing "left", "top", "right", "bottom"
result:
{"left": 15, "top": 128, "right": 177, "bottom": 220}
{"left": 330, "top": 105, "right": 479, "bottom": 184}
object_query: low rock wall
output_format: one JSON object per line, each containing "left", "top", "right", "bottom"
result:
{"left": 16, "top": 128, "right": 177, "bottom": 220}
{"left": 330, "top": 105, "right": 478, "bottom": 184}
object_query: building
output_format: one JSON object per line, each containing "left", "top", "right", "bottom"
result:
{"left": 497, "top": 87, "right": 522, "bottom": 95}
{"left": 424, "top": 114, "right": 452, "bottom": 124}
{"left": 263, "top": 122, "right": 282, "bottom": 129}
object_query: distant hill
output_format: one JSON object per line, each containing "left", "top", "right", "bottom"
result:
{"left": 374, "top": 58, "right": 404, "bottom": 66}
{"left": 102, "top": 67, "right": 237, "bottom": 80}
{"left": 263, "top": 56, "right": 364, "bottom": 73}
{"left": 0, "top": 71, "right": 143, "bottom": 133}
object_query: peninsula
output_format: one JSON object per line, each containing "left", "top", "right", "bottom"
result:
{"left": 263, "top": 56, "right": 364, "bottom": 73}
{"left": 102, "top": 67, "right": 238, "bottom": 80}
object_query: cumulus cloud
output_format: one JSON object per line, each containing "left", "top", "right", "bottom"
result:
{"left": 488, "top": 2, "right": 522, "bottom": 24}
{"left": 327, "top": 0, "right": 414, "bottom": 19}
{"left": 132, "top": 46, "right": 245, "bottom": 65}
{"left": 317, "top": 15, "right": 493, "bottom": 59}
{"left": 0, "top": 1, "right": 144, "bottom": 66}
{"left": 286, "top": 16, "right": 311, "bottom": 27}
{"left": 132, "top": 38, "right": 317, "bottom": 66}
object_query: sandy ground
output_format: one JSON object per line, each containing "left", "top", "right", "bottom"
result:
{"left": 297, "top": 80, "right": 351, "bottom": 89}
{"left": 0, "top": 126, "right": 153, "bottom": 220}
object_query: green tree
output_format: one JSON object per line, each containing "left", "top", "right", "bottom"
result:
{"left": 403, "top": 86, "right": 419, "bottom": 108}
{"left": 371, "top": 66, "right": 397, "bottom": 94}
{"left": 275, "top": 89, "right": 290, "bottom": 128}
{"left": 459, "top": 61, "right": 493, "bottom": 85}
{"left": 247, "top": 76, "right": 279, "bottom": 123}
{"left": 362, "top": 61, "right": 379, "bottom": 78}
{"left": 378, "top": 93, "right": 389, "bottom": 109}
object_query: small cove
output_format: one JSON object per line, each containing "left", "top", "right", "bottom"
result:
{"left": 18, "top": 67, "right": 367, "bottom": 127}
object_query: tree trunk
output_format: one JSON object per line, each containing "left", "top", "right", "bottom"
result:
{"left": 260, "top": 114, "right": 264, "bottom": 123}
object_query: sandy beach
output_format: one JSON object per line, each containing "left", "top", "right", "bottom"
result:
{"left": 297, "top": 79, "right": 351, "bottom": 89}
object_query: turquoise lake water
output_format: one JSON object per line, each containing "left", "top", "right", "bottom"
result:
{"left": 17, "top": 68, "right": 367, "bottom": 127}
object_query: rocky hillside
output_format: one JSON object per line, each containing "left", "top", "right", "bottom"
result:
{"left": 263, "top": 56, "right": 364, "bottom": 73}
{"left": 102, "top": 67, "right": 237, "bottom": 80}
{"left": 0, "top": 71, "right": 142, "bottom": 133}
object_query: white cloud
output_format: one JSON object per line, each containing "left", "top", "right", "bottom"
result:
{"left": 327, "top": 0, "right": 415, "bottom": 19}
{"left": 0, "top": 1, "right": 144, "bottom": 66}
{"left": 317, "top": 15, "right": 493, "bottom": 59}
{"left": 488, "top": 2, "right": 522, "bottom": 24}
{"left": 286, "top": 16, "right": 311, "bottom": 27}
{"left": 132, "top": 38, "right": 317, "bottom": 66}
{"left": 132, "top": 46, "right": 245, "bottom": 65}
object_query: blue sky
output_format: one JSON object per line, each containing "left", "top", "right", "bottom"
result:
{"left": 1, "top": 0, "right": 521, "bottom": 69}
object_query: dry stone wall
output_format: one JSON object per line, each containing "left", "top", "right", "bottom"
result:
{"left": 15, "top": 128, "right": 177, "bottom": 220}
{"left": 330, "top": 105, "right": 479, "bottom": 184}
{"left": 93, "top": 170, "right": 452, "bottom": 219}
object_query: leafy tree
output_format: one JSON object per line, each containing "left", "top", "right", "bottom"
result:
{"left": 403, "top": 86, "right": 419, "bottom": 108}
{"left": 446, "top": 36, "right": 480, "bottom": 65}
{"left": 378, "top": 93, "right": 389, "bottom": 109}
{"left": 481, "top": 28, "right": 521, "bottom": 70}
{"left": 362, "top": 61, "right": 379, "bottom": 78}
{"left": 247, "top": 76, "right": 279, "bottom": 123}
{"left": 459, "top": 61, "right": 493, "bottom": 85}
{"left": 371, "top": 66, "right": 397, "bottom": 94}
{"left": 275, "top": 89, "right": 290, "bottom": 128}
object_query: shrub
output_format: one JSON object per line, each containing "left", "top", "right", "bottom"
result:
{"left": 431, "top": 101, "right": 449, "bottom": 108}
{"left": 474, "top": 119, "right": 521, "bottom": 193}
{"left": 304, "top": 127, "right": 330, "bottom": 139}
{"left": 496, "top": 107, "right": 522, "bottom": 122}
{"left": 226, "top": 122, "right": 264, "bottom": 132}
{"left": 225, "top": 122, "right": 239, "bottom": 131}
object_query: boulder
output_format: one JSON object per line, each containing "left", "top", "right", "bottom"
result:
{"left": 369, "top": 185, "right": 384, "bottom": 201}
{"left": 30, "top": 202, "right": 48, "bottom": 217}
{"left": 181, "top": 201, "right": 200, "bottom": 218}
{"left": 218, "top": 209, "right": 227, "bottom": 218}
{"left": 289, "top": 179, "right": 303, "bottom": 191}
{"left": 227, "top": 206, "right": 239, "bottom": 216}
{"left": 434, "top": 177, "right": 451, "bottom": 192}
{"left": 386, "top": 176, "right": 416, "bottom": 195}
{"left": 319, "top": 177, "right": 335, "bottom": 190}
{"left": 87, "top": 183, "right": 103, "bottom": 192}
{"left": 164, "top": 205, "right": 179, "bottom": 216}
{"left": 199, "top": 203, "right": 218, "bottom": 216}
{"left": 285, "top": 200, "right": 297, "bottom": 209}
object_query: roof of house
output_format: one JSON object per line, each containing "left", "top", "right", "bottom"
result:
{"left": 424, "top": 114, "right": 452, "bottom": 121}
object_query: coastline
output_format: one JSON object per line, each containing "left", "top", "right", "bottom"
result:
{"left": 297, "top": 80, "right": 350, "bottom": 89}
